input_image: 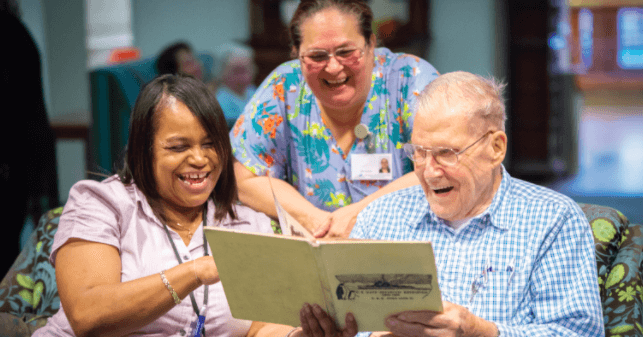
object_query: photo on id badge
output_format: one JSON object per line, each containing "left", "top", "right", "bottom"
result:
{"left": 351, "top": 153, "right": 393, "bottom": 181}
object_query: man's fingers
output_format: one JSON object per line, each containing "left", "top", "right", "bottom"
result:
{"left": 386, "top": 315, "right": 438, "bottom": 337}
{"left": 392, "top": 310, "right": 439, "bottom": 324}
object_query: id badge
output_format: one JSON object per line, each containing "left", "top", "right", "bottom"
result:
{"left": 351, "top": 153, "right": 393, "bottom": 180}
{"left": 192, "top": 315, "right": 205, "bottom": 337}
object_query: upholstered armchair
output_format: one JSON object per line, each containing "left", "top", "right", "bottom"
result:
{"left": 581, "top": 203, "right": 643, "bottom": 336}
{"left": 0, "top": 207, "right": 62, "bottom": 334}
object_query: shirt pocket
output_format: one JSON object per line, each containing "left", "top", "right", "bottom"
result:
{"left": 478, "top": 269, "right": 530, "bottom": 321}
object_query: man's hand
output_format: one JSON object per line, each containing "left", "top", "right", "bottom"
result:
{"left": 385, "top": 302, "right": 499, "bottom": 337}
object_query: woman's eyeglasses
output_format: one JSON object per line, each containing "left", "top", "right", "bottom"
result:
{"left": 403, "top": 131, "right": 495, "bottom": 166}
{"left": 299, "top": 46, "right": 365, "bottom": 70}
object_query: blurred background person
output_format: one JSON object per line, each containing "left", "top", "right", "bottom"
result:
{"left": 0, "top": 0, "right": 59, "bottom": 276}
{"left": 215, "top": 43, "right": 257, "bottom": 129}
{"left": 155, "top": 41, "right": 215, "bottom": 91}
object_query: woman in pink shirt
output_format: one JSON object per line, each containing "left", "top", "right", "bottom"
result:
{"left": 33, "top": 75, "right": 355, "bottom": 337}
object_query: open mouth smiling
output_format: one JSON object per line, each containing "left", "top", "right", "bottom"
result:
{"left": 433, "top": 186, "right": 454, "bottom": 194}
{"left": 323, "top": 77, "right": 349, "bottom": 87}
{"left": 178, "top": 172, "right": 210, "bottom": 185}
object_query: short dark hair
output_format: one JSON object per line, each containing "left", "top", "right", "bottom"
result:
{"left": 155, "top": 42, "right": 192, "bottom": 75}
{"left": 289, "top": 0, "right": 374, "bottom": 56}
{"left": 119, "top": 74, "right": 237, "bottom": 221}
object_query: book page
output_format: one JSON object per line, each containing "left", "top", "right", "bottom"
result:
{"left": 204, "top": 227, "right": 327, "bottom": 327}
{"left": 268, "top": 175, "right": 315, "bottom": 239}
{"left": 318, "top": 241, "right": 442, "bottom": 332}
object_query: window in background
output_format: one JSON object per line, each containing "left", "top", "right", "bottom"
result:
{"left": 617, "top": 7, "right": 643, "bottom": 69}
{"left": 547, "top": 1, "right": 643, "bottom": 225}
{"left": 579, "top": 8, "right": 594, "bottom": 70}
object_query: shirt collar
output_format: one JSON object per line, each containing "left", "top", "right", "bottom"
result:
{"left": 483, "top": 165, "right": 512, "bottom": 230}
{"left": 130, "top": 180, "right": 216, "bottom": 227}
{"left": 130, "top": 181, "right": 158, "bottom": 223}
{"left": 417, "top": 165, "right": 513, "bottom": 231}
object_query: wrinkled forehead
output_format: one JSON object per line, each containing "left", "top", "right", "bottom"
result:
{"left": 416, "top": 97, "right": 475, "bottom": 125}
{"left": 412, "top": 101, "right": 476, "bottom": 144}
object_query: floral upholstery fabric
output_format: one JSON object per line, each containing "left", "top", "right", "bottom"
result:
{"left": 581, "top": 203, "right": 643, "bottom": 337}
{"left": 0, "top": 207, "right": 62, "bottom": 335}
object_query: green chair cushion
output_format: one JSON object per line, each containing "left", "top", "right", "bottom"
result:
{"left": 0, "top": 207, "right": 62, "bottom": 318}
{"left": 580, "top": 203, "right": 643, "bottom": 337}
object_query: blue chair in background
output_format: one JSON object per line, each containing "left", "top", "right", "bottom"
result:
{"left": 89, "top": 53, "right": 215, "bottom": 174}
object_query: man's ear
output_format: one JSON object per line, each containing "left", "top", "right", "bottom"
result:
{"left": 489, "top": 130, "right": 507, "bottom": 166}
{"left": 291, "top": 46, "right": 298, "bottom": 59}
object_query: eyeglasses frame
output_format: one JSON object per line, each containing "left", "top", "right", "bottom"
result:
{"left": 298, "top": 44, "right": 366, "bottom": 69}
{"left": 404, "top": 130, "right": 495, "bottom": 167}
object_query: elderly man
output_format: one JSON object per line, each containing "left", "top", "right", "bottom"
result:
{"left": 347, "top": 72, "right": 604, "bottom": 337}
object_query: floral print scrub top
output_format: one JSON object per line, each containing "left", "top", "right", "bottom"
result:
{"left": 230, "top": 48, "right": 439, "bottom": 211}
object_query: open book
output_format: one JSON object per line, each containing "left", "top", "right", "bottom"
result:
{"left": 203, "top": 178, "right": 442, "bottom": 331}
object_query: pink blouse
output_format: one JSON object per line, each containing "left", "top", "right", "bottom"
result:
{"left": 34, "top": 175, "right": 274, "bottom": 336}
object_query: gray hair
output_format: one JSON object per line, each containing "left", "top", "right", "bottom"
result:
{"left": 417, "top": 71, "right": 507, "bottom": 132}
{"left": 213, "top": 43, "right": 255, "bottom": 80}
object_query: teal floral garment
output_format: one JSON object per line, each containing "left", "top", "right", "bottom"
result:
{"left": 230, "top": 48, "right": 439, "bottom": 211}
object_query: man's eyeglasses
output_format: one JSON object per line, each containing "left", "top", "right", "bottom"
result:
{"left": 403, "top": 131, "right": 495, "bottom": 166}
{"left": 299, "top": 46, "right": 365, "bottom": 70}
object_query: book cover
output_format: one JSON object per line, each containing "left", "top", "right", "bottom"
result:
{"left": 204, "top": 229, "right": 442, "bottom": 331}
{"left": 204, "top": 175, "right": 442, "bottom": 331}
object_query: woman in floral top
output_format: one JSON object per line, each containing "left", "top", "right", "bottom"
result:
{"left": 231, "top": 0, "right": 439, "bottom": 238}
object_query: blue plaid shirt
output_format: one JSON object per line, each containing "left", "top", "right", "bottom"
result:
{"left": 351, "top": 166, "right": 604, "bottom": 337}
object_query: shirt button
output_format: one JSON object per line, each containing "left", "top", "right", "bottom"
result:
{"left": 183, "top": 255, "right": 190, "bottom": 260}
{"left": 179, "top": 329, "right": 186, "bottom": 336}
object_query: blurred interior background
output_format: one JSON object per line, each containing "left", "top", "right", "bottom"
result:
{"left": 13, "top": 0, "right": 643, "bottom": 243}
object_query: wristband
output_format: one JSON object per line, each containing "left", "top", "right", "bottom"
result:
{"left": 160, "top": 270, "right": 181, "bottom": 304}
